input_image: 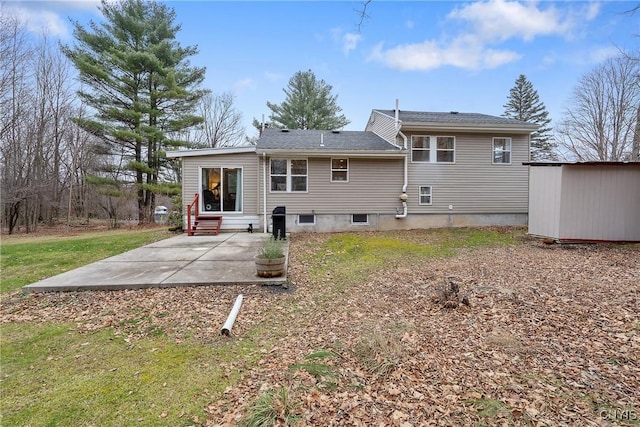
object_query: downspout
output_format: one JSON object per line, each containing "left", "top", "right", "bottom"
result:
{"left": 395, "top": 98, "right": 409, "bottom": 219}
{"left": 395, "top": 131, "right": 409, "bottom": 218}
{"left": 262, "top": 152, "right": 268, "bottom": 233}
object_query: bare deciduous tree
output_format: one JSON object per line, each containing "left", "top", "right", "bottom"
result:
{"left": 193, "top": 92, "right": 246, "bottom": 148}
{"left": 0, "top": 9, "right": 104, "bottom": 233}
{"left": 557, "top": 54, "right": 640, "bottom": 161}
{"left": 0, "top": 13, "right": 34, "bottom": 233}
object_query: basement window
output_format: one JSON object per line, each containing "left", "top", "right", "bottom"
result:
{"left": 352, "top": 214, "right": 369, "bottom": 224}
{"left": 298, "top": 214, "right": 315, "bottom": 225}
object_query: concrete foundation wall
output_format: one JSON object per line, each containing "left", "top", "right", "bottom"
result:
{"left": 261, "top": 213, "right": 527, "bottom": 233}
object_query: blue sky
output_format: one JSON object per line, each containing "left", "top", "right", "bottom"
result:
{"left": 7, "top": 1, "right": 640, "bottom": 138}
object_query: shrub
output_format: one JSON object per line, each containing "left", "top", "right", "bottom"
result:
{"left": 257, "top": 237, "right": 284, "bottom": 259}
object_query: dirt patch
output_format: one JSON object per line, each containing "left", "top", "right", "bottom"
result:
{"left": 2, "top": 233, "right": 639, "bottom": 426}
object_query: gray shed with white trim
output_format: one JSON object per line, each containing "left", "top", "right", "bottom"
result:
{"left": 527, "top": 162, "right": 640, "bottom": 242}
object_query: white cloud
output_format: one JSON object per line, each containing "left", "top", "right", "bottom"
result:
{"left": 585, "top": 2, "right": 601, "bottom": 21}
{"left": 368, "top": 0, "right": 601, "bottom": 72}
{"left": 264, "top": 72, "right": 283, "bottom": 82}
{"left": 406, "top": 20, "right": 414, "bottom": 29}
{"left": 342, "top": 33, "right": 361, "bottom": 55}
{"left": 4, "top": 4, "right": 69, "bottom": 37}
{"left": 588, "top": 45, "right": 620, "bottom": 63}
{"left": 233, "top": 78, "right": 255, "bottom": 93}
{"left": 4, "top": 1, "right": 101, "bottom": 38}
{"left": 541, "top": 54, "right": 557, "bottom": 68}
{"left": 368, "top": 36, "right": 520, "bottom": 71}
{"left": 448, "top": 0, "right": 573, "bottom": 42}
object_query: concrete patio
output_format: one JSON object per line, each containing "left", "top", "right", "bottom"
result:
{"left": 22, "top": 232, "right": 288, "bottom": 293}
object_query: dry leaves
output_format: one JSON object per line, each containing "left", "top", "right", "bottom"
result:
{"left": 2, "top": 233, "right": 639, "bottom": 426}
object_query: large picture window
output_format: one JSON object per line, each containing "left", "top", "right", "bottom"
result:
{"left": 270, "top": 159, "right": 307, "bottom": 192}
{"left": 493, "top": 137, "right": 512, "bottom": 164}
{"left": 411, "top": 135, "right": 455, "bottom": 163}
{"left": 201, "top": 167, "right": 242, "bottom": 212}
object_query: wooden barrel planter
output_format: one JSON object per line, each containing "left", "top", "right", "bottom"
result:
{"left": 255, "top": 256, "right": 286, "bottom": 278}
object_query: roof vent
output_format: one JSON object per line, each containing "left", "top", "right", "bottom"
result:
{"left": 450, "top": 111, "right": 458, "bottom": 114}
{"left": 281, "top": 128, "right": 289, "bottom": 132}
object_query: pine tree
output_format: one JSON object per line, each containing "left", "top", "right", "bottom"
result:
{"left": 503, "top": 74, "right": 556, "bottom": 161}
{"left": 267, "top": 70, "right": 350, "bottom": 130}
{"left": 63, "top": 0, "right": 206, "bottom": 223}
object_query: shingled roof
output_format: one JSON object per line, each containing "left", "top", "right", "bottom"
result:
{"left": 256, "top": 128, "right": 400, "bottom": 152}
{"left": 373, "top": 110, "right": 538, "bottom": 129}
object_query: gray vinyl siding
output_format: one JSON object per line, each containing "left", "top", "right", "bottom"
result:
{"left": 528, "top": 166, "right": 562, "bottom": 238}
{"left": 182, "top": 152, "right": 259, "bottom": 216}
{"left": 558, "top": 166, "right": 640, "bottom": 241}
{"left": 404, "top": 131, "right": 530, "bottom": 214}
{"left": 259, "top": 156, "right": 404, "bottom": 215}
{"left": 365, "top": 111, "right": 398, "bottom": 144}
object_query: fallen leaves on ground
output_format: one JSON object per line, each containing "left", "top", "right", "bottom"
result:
{"left": 2, "top": 231, "right": 639, "bottom": 426}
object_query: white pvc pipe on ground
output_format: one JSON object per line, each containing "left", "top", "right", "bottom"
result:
{"left": 221, "top": 294, "right": 243, "bottom": 336}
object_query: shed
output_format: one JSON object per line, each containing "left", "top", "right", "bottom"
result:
{"left": 526, "top": 162, "right": 640, "bottom": 242}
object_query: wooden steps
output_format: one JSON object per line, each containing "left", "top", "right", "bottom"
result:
{"left": 189, "top": 215, "right": 223, "bottom": 236}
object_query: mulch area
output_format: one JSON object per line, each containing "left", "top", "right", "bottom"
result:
{"left": 2, "top": 232, "right": 639, "bottom": 426}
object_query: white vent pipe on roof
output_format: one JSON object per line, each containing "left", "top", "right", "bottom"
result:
{"left": 221, "top": 294, "right": 244, "bottom": 336}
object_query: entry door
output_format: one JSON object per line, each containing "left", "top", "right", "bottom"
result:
{"left": 201, "top": 167, "right": 242, "bottom": 213}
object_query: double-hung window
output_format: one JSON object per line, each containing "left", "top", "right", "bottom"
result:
{"left": 411, "top": 136, "right": 455, "bottom": 163}
{"left": 411, "top": 136, "right": 430, "bottom": 162}
{"left": 436, "top": 137, "right": 455, "bottom": 162}
{"left": 270, "top": 159, "right": 307, "bottom": 192}
{"left": 493, "top": 137, "right": 512, "bottom": 164}
{"left": 419, "top": 186, "right": 432, "bottom": 205}
{"left": 331, "top": 158, "right": 348, "bottom": 182}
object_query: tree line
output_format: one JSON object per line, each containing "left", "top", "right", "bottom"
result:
{"left": 1, "top": 0, "right": 638, "bottom": 234}
{"left": 0, "top": 0, "right": 246, "bottom": 234}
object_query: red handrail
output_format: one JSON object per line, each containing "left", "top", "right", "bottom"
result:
{"left": 186, "top": 193, "right": 199, "bottom": 236}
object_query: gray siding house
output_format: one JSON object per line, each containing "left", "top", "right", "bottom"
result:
{"left": 167, "top": 106, "right": 537, "bottom": 234}
{"left": 527, "top": 162, "right": 640, "bottom": 242}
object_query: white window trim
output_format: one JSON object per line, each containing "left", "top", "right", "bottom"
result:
{"left": 270, "top": 158, "right": 308, "bottom": 192}
{"left": 351, "top": 214, "right": 369, "bottom": 225}
{"left": 419, "top": 185, "right": 433, "bottom": 206}
{"left": 298, "top": 214, "right": 315, "bottom": 225}
{"left": 492, "top": 137, "right": 512, "bottom": 165}
{"left": 330, "top": 158, "right": 349, "bottom": 183}
{"left": 411, "top": 135, "right": 430, "bottom": 163}
{"left": 411, "top": 135, "right": 455, "bottom": 164}
{"left": 198, "top": 166, "right": 244, "bottom": 214}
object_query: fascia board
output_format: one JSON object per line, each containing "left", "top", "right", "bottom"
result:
{"left": 400, "top": 122, "right": 538, "bottom": 133}
{"left": 166, "top": 146, "right": 256, "bottom": 158}
{"left": 256, "top": 149, "right": 406, "bottom": 158}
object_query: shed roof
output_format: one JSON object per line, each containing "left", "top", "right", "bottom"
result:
{"left": 373, "top": 110, "right": 538, "bottom": 131}
{"left": 256, "top": 128, "right": 401, "bottom": 155}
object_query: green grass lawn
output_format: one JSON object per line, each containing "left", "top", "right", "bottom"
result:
{"left": 1, "top": 322, "right": 260, "bottom": 427}
{"left": 0, "top": 228, "right": 172, "bottom": 293}
{"left": 1, "top": 227, "right": 527, "bottom": 426}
